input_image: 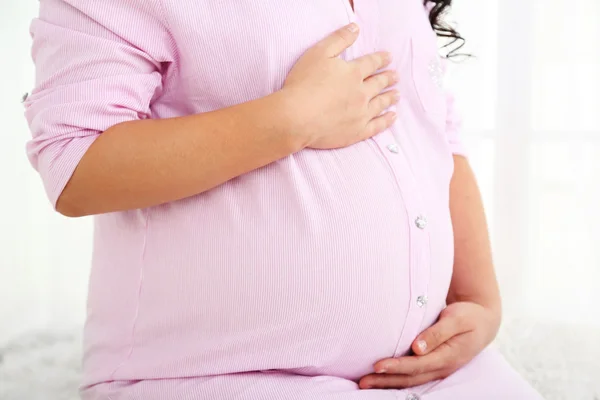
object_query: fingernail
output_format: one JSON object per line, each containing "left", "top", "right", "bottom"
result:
{"left": 391, "top": 72, "right": 399, "bottom": 83}
{"left": 347, "top": 23, "right": 359, "bottom": 33}
{"left": 375, "top": 367, "right": 387, "bottom": 374}
{"left": 416, "top": 340, "right": 427, "bottom": 353}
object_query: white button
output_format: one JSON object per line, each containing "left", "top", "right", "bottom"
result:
{"left": 406, "top": 394, "right": 421, "bottom": 400}
{"left": 386, "top": 143, "right": 399, "bottom": 154}
{"left": 415, "top": 215, "right": 427, "bottom": 229}
{"left": 416, "top": 296, "right": 428, "bottom": 308}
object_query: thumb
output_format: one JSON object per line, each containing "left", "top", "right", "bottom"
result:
{"left": 412, "top": 315, "right": 462, "bottom": 356}
{"left": 312, "top": 23, "right": 360, "bottom": 58}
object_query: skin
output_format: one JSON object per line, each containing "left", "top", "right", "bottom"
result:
{"left": 358, "top": 155, "right": 502, "bottom": 389}
{"left": 57, "top": 23, "right": 399, "bottom": 217}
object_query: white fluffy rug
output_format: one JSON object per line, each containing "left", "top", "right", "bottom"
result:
{"left": 1, "top": 318, "right": 599, "bottom": 400}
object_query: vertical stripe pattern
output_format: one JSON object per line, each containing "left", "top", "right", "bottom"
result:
{"left": 24, "top": 0, "right": 541, "bottom": 399}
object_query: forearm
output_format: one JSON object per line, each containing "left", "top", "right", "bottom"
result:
{"left": 447, "top": 156, "right": 502, "bottom": 319}
{"left": 57, "top": 90, "right": 305, "bottom": 217}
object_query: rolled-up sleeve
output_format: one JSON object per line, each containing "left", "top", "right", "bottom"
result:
{"left": 24, "top": 0, "right": 173, "bottom": 207}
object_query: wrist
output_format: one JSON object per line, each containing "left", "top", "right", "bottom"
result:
{"left": 272, "top": 87, "right": 315, "bottom": 150}
{"left": 484, "top": 303, "right": 502, "bottom": 334}
{"left": 447, "top": 289, "right": 502, "bottom": 315}
{"left": 448, "top": 296, "right": 502, "bottom": 332}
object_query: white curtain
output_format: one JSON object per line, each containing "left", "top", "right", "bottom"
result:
{"left": 2, "top": 0, "right": 599, "bottom": 344}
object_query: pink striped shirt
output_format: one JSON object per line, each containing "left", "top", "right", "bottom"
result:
{"left": 24, "top": 1, "right": 542, "bottom": 399}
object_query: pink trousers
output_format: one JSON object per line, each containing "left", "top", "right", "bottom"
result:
{"left": 82, "top": 347, "right": 543, "bottom": 400}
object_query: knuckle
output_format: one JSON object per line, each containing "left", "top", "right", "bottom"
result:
{"left": 378, "top": 74, "right": 390, "bottom": 88}
{"left": 380, "top": 94, "right": 392, "bottom": 108}
{"left": 373, "top": 54, "right": 383, "bottom": 70}
{"left": 371, "top": 119, "right": 383, "bottom": 133}
{"left": 357, "top": 92, "right": 370, "bottom": 107}
{"left": 363, "top": 125, "right": 374, "bottom": 138}
{"left": 365, "top": 120, "right": 379, "bottom": 137}
{"left": 374, "top": 52, "right": 385, "bottom": 65}
{"left": 365, "top": 55, "right": 376, "bottom": 69}
{"left": 369, "top": 120, "right": 384, "bottom": 136}
{"left": 385, "top": 92, "right": 395, "bottom": 106}
{"left": 381, "top": 51, "right": 391, "bottom": 64}
{"left": 440, "top": 307, "right": 452, "bottom": 318}
{"left": 377, "top": 96, "right": 389, "bottom": 110}
{"left": 376, "top": 120, "right": 387, "bottom": 133}
{"left": 352, "top": 67, "right": 365, "bottom": 81}
{"left": 383, "top": 73, "right": 393, "bottom": 86}
{"left": 370, "top": 96, "right": 382, "bottom": 111}
{"left": 430, "top": 329, "right": 443, "bottom": 344}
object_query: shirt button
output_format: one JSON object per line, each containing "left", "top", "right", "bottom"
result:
{"left": 406, "top": 394, "right": 421, "bottom": 400}
{"left": 416, "top": 295, "right": 428, "bottom": 308}
{"left": 386, "top": 143, "right": 400, "bottom": 153}
{"left": 415, "top": 215, "right": 427, "bottom": 229}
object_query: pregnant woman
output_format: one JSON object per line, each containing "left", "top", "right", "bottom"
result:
{"left": 25, "top": 0, "right": 544, "bottom": 399}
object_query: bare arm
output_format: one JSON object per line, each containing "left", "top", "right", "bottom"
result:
{"left": 57, "top": 91, "right": 302, "bottom": 217}
{"left": 447, "top": 155, "right": 502, "bottom": 320}
{"left": 47, "top": 23, "right": 398, "bottom": 217}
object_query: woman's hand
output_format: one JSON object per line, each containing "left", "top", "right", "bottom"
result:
{"left": 359, "top": 302, "right": 501, "bottom": 389}
{"left": 282, "top": 23, "right": 399, "bottom": 149}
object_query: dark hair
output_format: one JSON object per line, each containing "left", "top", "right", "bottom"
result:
{"left": 425, "top": 0, "right": 466, "bottom": 57}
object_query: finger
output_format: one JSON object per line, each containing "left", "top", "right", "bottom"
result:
{"left": 361, "top": 111, "right": 397, "bottom": 139}
{"left": 412, "top": 315, "right": 466, "bottom": 356}
{"left": 368, "top": 90, "right": 400, "bottom": 118}
{"left": 351, "top": 51, "right": 393, "bottom": 78}
{"left": 374, "top": 343, "right": 458, "bottom": 375}
{"left": 363, "top": 70, "right": 399, "bottom": 98}
{"left": 359, "top": 370, "right": 444, "bottom": 390}
{"left": 374, "top": 353, "right": 446, "bottom": 376}
{"left": 312, "top": 23, "right": 360, "bottom": 58}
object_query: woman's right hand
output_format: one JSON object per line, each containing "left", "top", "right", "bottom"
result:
{"left": 283, "top": 23, "right": 399, "bottom": 149}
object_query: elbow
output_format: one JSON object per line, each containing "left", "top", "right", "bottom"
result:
{"left": 55, "top": 188, "right": 90, "bottom": 218}
{"left": 56, "top": 199, "right": 87, "bottom": 218}
{"left": 56, "top": 206, "right": 86, "bottom": 218}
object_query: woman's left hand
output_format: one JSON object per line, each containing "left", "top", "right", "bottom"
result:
{"left": 359, "top": 301, "right": 501, "bottom": 389}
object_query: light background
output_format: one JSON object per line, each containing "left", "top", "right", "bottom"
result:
{"left": 1, "top": 0, "right": 599, "bottom": 354}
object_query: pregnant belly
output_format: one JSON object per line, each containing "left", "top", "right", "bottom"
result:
{"left": 85, "top": 146, "right": 451, "bottom": 385}
{"left": 134, "top": 203, "right": 410, "bottom": 379}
